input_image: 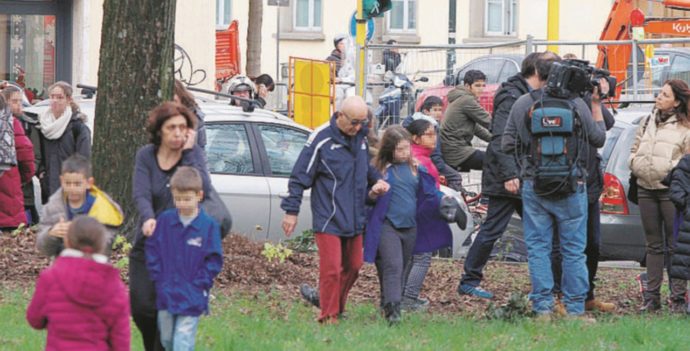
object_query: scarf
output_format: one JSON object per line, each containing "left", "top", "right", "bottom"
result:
{"left": 0, "top": 108, "right": 16, "bottom": 175}
{"left": 39, "top": 108, "right": 72, "bottom": 140}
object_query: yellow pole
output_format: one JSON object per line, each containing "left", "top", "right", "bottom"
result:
{"left": 356, "top": 0, "right": 366, "bottom": 97}
{"left": 547, "top": 0, "right": 559, "bottom": 53}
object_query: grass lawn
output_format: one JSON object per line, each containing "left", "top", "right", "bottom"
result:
{"left": 1, "top": 286, "right": 689, "bottom": 351}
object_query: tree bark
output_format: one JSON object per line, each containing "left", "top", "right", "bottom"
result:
{"left": 246, "top": 0, "right": 263, "bottom": 77}
{"left": 92, "top": 0, "right": 176, "bottom": 235}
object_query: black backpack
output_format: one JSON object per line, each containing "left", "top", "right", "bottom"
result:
{"left": 525, "top": 90, "right": 584, "bottom": 198}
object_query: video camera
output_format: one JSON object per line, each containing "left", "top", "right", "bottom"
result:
{"left": 545, "top": 59, "right": 617, "bottom": 100}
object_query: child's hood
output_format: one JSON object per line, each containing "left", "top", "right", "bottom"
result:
{"left": 52, "top": 256, "right": 122, "bottom": 307}
{"left": 87, "top": 185, "right": 124, "bottom": 227}
{"left": 679, "top": 154, "right": 690, "bottom": 172}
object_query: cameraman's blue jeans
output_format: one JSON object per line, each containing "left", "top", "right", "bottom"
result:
{"left": 522, "top": 180, "right": 589, "bottom": 315}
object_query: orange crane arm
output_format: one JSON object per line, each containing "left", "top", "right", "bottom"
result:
{"left": 596, "top": 0, "right": 690, "bottom": 99}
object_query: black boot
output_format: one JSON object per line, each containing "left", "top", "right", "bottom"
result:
{"left": 639, "top": 291, "right": 661, "bottom": 313}
{"left": 383, "top": 302, "right": 401, "bottom": 325}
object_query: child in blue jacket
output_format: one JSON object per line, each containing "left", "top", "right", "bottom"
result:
{"left": 364, "top": 125, "right": 453, "bottom": 325}
{"left": 146, "top": 166, "right": 223, "bottom": 351}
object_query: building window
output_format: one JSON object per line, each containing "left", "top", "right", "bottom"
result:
{"left": 485, "top": 0, "right": 517, "bottom": 36}
{"left": 294, "top": 0, "right": 321, "bottom": 31}
{"left": 1, "top": 14, "right": 57, "bottom": 97}
{"left": 387, "top": 0, "right": 416, "bottom": 33}
{"left": 216, "top": 0, "right": 232, "bottom": 30}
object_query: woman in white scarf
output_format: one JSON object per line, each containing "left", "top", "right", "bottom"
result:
{"left": 37, "top": 81, "right": 91, "bottom": 201}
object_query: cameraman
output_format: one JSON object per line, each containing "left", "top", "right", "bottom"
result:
{"left": 502, "top": 60, "right": 607, "bottom": 319}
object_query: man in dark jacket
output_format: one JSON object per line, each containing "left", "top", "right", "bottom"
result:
{"left": 457, "top": 52, "right": 543, "bottom": 299}
{"left": 382, "top": 39, "right": 401, "bottom": 73}
{"left": 281, "top": 96, "right": 388, "bottom": 324}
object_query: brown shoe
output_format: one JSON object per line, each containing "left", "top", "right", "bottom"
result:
{"left": 553, "top": 299, "right": 567, "bottom": 317}
{"left": 585, "top": 299, "right": 616, "bottom": 313}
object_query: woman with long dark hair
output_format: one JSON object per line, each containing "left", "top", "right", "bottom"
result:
{"left": 630, "top": 79, "right": 690, "bottom": 313}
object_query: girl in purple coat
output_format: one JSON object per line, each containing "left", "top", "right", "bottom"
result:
{"left": 364, "top": 125, "right": 452, "bottom": 325}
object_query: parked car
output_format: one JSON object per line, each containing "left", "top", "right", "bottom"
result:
{"left": 414, "top": 54, "right": 524, "bottom": 114}
{"left": 494, "top": 106, "right": 650, "bottom": 264}
{"left": 621, "top": 48, "right": 690, "bottom": 102}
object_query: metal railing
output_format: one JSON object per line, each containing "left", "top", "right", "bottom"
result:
{"left": 365, "top": 36, "right": 690, "bottom": 108}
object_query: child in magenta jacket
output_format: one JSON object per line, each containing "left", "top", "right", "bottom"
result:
{"left": 26, "top": 216, "right": 131, "bottom": 351}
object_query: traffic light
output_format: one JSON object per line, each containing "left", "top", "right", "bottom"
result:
{"left": 363, "top": 0, "right": 392, "bottom": 19}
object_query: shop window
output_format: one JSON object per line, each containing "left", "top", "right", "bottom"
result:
{"left": 0, "top": 14, "right": 56, "bottom": 99}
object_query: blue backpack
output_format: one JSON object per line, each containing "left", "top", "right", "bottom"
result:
{"left": 525, "top": 90, "right": 583, "bottom": 198}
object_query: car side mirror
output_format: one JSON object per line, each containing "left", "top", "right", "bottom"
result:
{"left": 416, "top": 76, "right": 429, "bottom": 83}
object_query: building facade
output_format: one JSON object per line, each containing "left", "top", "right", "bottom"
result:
{"left": 0, "top": 0, "right": 216, "bottom": 99}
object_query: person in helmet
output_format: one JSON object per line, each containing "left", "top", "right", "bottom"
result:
{"left": 227, "top": 75, "right": 264, "bottom": 108}
{"left": 326, "top": 34, "right": 347, "bottom": 78}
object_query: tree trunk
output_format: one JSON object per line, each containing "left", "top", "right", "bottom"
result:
{"left": 246, "top": 0, "right": 263, "bottom": 77}
{"left": 92, "top": 0, "right": 176, "bottom": 235}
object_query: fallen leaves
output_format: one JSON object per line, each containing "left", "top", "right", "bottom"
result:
{"left": 0, "top": 231, "right": 644, "bottom": 316}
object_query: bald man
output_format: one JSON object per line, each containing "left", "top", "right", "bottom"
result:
{"left": 282, "top": 96, "right": 389, "bottom": 324}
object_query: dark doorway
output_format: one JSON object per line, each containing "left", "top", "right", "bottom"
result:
{"left": 1, "top": 0, "right": 73, "bottom": 99}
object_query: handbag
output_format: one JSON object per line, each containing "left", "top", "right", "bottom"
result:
{"left": 627, "top": 173, "right": 639, "bottom": 205}
{"left": 201, "top": 184, "right": 233, "bottom": 239}
{"left": 628, "top": 116, "right": 652, "bottom": 206}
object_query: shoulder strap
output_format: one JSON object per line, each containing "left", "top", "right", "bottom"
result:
{"left": 71, "top": 116, "right": 81, "bottom": 146}
{"left": 641, "top": 115, "right": 652, "bottom": 134}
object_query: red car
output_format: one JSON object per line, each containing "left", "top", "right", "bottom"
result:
{"left": 415, "top": 54, "right": 524, "bottom": 115}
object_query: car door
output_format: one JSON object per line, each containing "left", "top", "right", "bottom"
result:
{"left": 253, "top": 122, "right": 312, "bottom": 242}
{"left": 205, "top": 122, "right": 271, "bottom": 240}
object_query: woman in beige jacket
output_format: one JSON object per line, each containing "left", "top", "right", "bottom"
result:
{"left": 629, "top": 79, "right": 690, "bottom": 313}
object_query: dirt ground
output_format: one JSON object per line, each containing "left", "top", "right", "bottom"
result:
{"left": 1, "top": 230, "right": 646, "bottom": 315}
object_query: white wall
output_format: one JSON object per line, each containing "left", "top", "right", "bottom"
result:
{"left": 73, "top": 0, "right": 216, "bottom": 90}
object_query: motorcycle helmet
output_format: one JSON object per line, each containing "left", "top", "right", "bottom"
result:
{"left": 227, "top": 74, "right": 256, "bottom": 96}
{"left": 333, "top": 34, "right": 347, "bottom": 49}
